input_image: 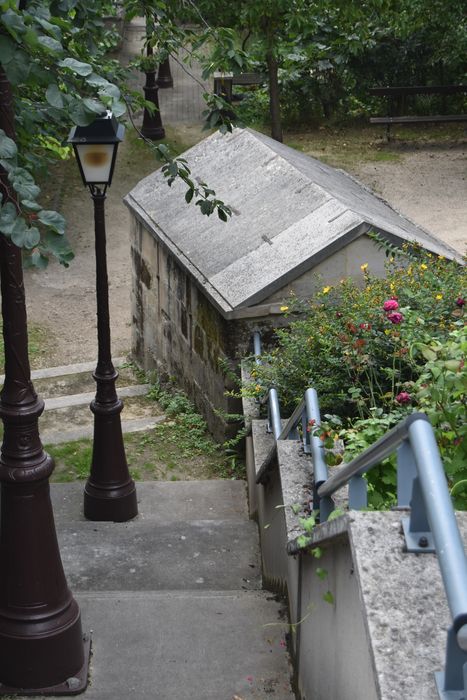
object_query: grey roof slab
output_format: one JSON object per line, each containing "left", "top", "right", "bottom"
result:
{"left": 125, "top": 128, "right": 461, "bottom": 316}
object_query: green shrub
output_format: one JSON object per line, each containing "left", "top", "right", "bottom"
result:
{"left": 243, "top": 244, "right": 466, "bottom": 506}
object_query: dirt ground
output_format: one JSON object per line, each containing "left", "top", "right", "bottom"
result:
{"left": 23, "top": 125, "right": 466, "bottom": 370}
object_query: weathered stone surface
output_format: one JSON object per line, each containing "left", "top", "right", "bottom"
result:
{"left": 125, "top": 128, "right": 460, "bottom": 316}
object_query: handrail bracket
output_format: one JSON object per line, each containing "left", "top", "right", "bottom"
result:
{"left": 401, "top": 476, "right": 435, "bottom": 553}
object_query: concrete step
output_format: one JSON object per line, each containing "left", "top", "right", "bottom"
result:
{"left": 1, "top": 359, "right": 165, "bottom": 444}
{"left": 75, "top": 589, "right": 295, "bottom": 700}
{"left": 52, "top": 482, "right": 261, "bottom": 592}
{"left": 43, "top": 383, "right": 150, "bottom": 410}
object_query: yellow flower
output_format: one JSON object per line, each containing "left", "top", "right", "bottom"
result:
{"left": 438, "top": 255, "right": 445, "bottom": 260}
{"left": 366, "top": 285, "right": 372, "bottom": 291}
{"left": 280, "top": 305, "right": 289, "bottom": 312}
{"left": 427, "top": 253, "right": 432, "bottom": 258}
{"left": 407, "top": 267, "right": 412, "bottom": 276}
{"left": 420, "top": 263, "right": 428, "bottom": 270}
{"left": 436, "top": 294, "right": 443, "bottom": 300}
{"left": 322, "top": 286, "right": 331, "bottom": 294}
{"left": 360, "top": 263, "right": 368, "bottom": 271}
{"left": 255, "top": 384, "right": 262, "bottom": 393}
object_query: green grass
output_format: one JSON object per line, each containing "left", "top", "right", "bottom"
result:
{"left": 47, "top": 424, "right": 244, "bottom": 483}
{"left": 47, "top": 380, "right": 245, "bottom": 483}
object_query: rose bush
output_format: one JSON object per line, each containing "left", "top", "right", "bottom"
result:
{"left": 243, "top": 243, "right": 466, "bottom": 507}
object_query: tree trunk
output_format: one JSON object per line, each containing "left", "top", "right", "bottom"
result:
{"left": 266, "top": 46, "right": 282, "bottom": 143}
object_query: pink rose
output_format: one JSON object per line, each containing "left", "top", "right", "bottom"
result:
{"left": 383, "top": 299, "right": 399, "bottom": 311}
{"left": 396, "top": 392, "right": 411, "bottom": 404}
{"left": 387, "top": 312, "right": 403, "bottom": 324}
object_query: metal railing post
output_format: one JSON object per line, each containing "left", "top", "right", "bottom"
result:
{"left": 267, "top": 387, "right": 282, "bottom": 440}
{"left": 397, "top": 439, "right": 417, "bottom": 507}
{"left": 304, "top": 389, "right": 334, "bottom": 519}
{"left": 408, "top": 417, "right": 467, "bottom": 628}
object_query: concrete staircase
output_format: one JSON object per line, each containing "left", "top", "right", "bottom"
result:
{"left": 2, "top": 363, "right": 295, "bottom": 699}
{"left": 20, "top": 359, "right": 165, "bottom": 445}
{"left": 48, "top": 481, "right": 294, "bottom": 700}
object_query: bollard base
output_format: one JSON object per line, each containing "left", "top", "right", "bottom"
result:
{"left": 84, "top": 481, "right": 138, "bottom": 522}
{"left": 0, "top": 635, "right": 91, "bottom": 697}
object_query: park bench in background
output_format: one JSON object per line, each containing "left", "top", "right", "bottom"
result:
{"left": 213, "top": 71, "right": 266, "bottom": 103}
{"left": 369, "top": 84, "right": 467, "bottom": 141}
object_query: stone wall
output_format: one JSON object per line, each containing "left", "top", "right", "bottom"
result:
{"left": 130, "top": 217, "right": 281, "bottom": 440}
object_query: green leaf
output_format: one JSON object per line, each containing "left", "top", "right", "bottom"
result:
{"left": 86, "top": 73, "right": 111, "bottom": 88}
{"left": 110, "top": 100, "right": 126, "bottom": 118}
{"left": 323, "top": 591, "right": 334, "bottom": 605}
{"left": 24, "top": 225, "right": 41, "bottom": 249}
{"left": 58, "top": 57, "right": 92, "bottom": 76}
{"left": 0, "top": 130, "right": 17, "bottom": 159}
{"left": 9, "top": 168, "right": 40, "bottom": 201}
{"left": 218, "top": 207, "right": 228, "bottom": 222}
{"left": 0, "top": 35, "right": 15, "bottom": 63}
{"left": 10, "top": 216, "right": 29, "bottom": 247}
{"left": 45, "top": 84, "right": 64, "bottom": 109}
{"left": 1, "top": 9, "right": 27, "bottom": 39}
{"left": 299, "top": 515, "right": 316, "bottom": 533}
{"left": 37, "top": 35, "right": 63, "bottom": 53}
{"left": 21, "top": 200, "right": 42, "bottom": 211}
{"left": 316, "top": 567, "right": 328, "bottom": 580}
{"left": 37, "top": 209, "right": 66, "bottom": 234}
{"left": 185, "top": 189, "right": 194, "bottom": 204}
{"left": 4, "top": 50, "right": 30, "bottom": 85}
{"left": 28, "top": 249, "right": 49, "bottom": 269}
{"left": 82, "top": 97, "right": 106, "bottom": 115}
{"left": 0, "top": 202, "right": 17, "bottom": 234}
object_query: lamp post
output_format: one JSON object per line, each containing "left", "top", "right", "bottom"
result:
{"left": 157, "top": 57, "right": 173, "bottom": 89}
{"left": 141, "top": 45, "right": 166, "bottom": 141}
{"left": 68, "top": 112, "right": 137, "bottom": 522}
{"left": 0, "top": 70, "right": 89, "bottom": 693}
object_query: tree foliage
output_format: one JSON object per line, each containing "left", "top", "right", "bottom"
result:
{"left": 0, "top": 0, "right": 233, "bottom": 269}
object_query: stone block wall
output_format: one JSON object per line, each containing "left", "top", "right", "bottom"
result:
{"left": 130, "top": 217, "right": 281, "bottom": 440}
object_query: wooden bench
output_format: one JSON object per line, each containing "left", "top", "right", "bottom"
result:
{"left": 213, "top": 72, "right": 266, "bottom": 103}
{"left": 369, "top": 85, "right": 467, "bottom": 140}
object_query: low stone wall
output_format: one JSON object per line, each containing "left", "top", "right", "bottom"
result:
{"left": 246, "top": 416, "right": 464, "bottom": 700}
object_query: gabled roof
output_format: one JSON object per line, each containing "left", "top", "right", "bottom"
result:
{"left": 124, "top": 128, "right": 460, "bottom": 317}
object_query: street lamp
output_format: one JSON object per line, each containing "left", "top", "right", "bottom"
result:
{"left": 0, "top": 229, "right": 89, "bottom": 693}
{"left": 157, "top": 57, "right": 173, "bottom": 89}
{"left": 68, "top": 112, "right": 138, "bottom": 522}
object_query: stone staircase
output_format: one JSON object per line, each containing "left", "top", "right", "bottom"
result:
{"left": 49, "top": 481, "right": 294, "bottom": 700}
{"left": 3, "top": 362, "right": 295, "bottom": 699}
{"left": 21, "top": 359, "right": 164, "bottom": 445}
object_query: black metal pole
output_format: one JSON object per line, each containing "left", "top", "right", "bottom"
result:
{"left": 0, "top": 237, "right": 90, "bottom": 695}
{"left": 157, "top": 57, "right": 173, "bottom": 88}
{"left": 141, "top": 69, "right": 166, "bottom": 141}
{"left": 83, "top": 191, "right": 137, "bottom": 522}
{"left": 0, "top": 65, "right": 89, "bottom": 696}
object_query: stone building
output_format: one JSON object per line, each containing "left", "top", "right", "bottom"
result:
{"left": 124, "top": 128, "right": 458, "bottom": 439}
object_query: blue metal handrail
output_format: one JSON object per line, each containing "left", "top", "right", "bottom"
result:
{"left": 251, "top": 331, "right": 467, "bottom": 699}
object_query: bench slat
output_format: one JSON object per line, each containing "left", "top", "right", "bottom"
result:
{"left": 370, "top": 114, "right": 467, "bottom": 125}
{"left": 370, "top": 85, "right": 467, "bottom": 97}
